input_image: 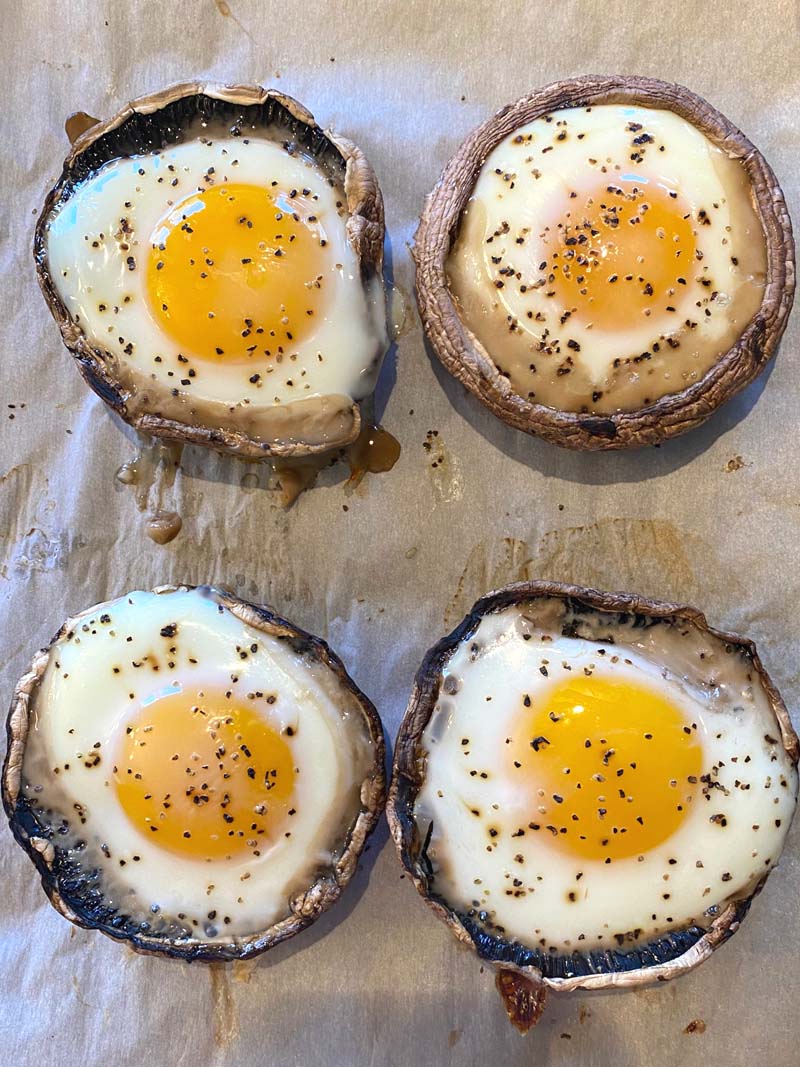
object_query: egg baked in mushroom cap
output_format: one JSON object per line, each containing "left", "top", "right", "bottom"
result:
{"left": 387, "top": 582, "right": 798, "bottom": 1030}
{"left": 34, "top": 83, "right": 388, "bottom": 459}
{"left": 415, "top": 76, "right": 795, "bottom": 450}
{"left": 3, "top": 585, "right": 385, "bottom": 961}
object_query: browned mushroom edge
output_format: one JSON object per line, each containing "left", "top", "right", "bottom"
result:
{"left": 386, "top": 580, "right": 799, "bottom": 1028}
{"left": 414, "top": 75, "right": 795, "bottom": 451}
{"left": 33, "top": 82, "right": 385, "bottom": 460}
{"left": 2, "top": 584, "right": 386, "bottom": 962}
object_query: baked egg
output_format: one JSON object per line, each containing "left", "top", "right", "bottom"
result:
{"left": 35, "top": 83, "right": 388, "bottom": 458}
{"left": 3, "top": 585, "right": 384, "bottom": 960}
{"left": 388, "top": 582, "right": 798, "bottom": 1028}
{"left": 416, "top": 77, "right": 794, "bottom": 449}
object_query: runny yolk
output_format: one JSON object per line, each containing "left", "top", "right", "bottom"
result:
{"left": 146, "top": 182, "right": 330, "bottom": 363}
{"left": 513, "top": 677, "right": 702, "bottom": 862}
{"left": 545, "top": 181, "right": 697, "bottom": 332}
{"left": 114, "top": 688, "right": 295, "bottom": 860}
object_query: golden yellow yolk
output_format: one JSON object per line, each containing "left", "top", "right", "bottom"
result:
{"left": 146, "top": 182, "right": 330, "bottom": 363}
{"left": 512, "top": 677, "right": 702, "bottom": 862}
{"left": 545, "top": 181, "right": 697, "bottom": 332}
{"left": 114, "top": 688, "right": 295, "bottom": 860}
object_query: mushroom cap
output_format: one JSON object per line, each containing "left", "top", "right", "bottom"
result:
{"left": 387, "top": 580, "right": 799, "bottom": 1028}
{"left": 414, "top": 76, "right": 795, "bottom": 450}
{"left": 3, "top": 584, "right": 386, "bottom": 962}
{"left": 34, "top": 82, "right": 386, "bottom": 460}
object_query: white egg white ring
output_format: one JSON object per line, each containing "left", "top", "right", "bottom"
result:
{"left": 449, "top": 104, "right": 767, "bottom": 413}
{"left": 44, "top": 134, "right": 386, "bottom": 413}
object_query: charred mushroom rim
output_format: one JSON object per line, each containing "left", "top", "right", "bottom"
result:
{"left": 387, "top": 581, "right": 799, "bottom": 1030}
{"left": 414, "top": 76, "right": 795, "bottom": 450}
{"left": 34, "top": 82, "right": 385, "bottom": 459}
{"left": 2, "top": 585, "right": 386, "bottom": 962}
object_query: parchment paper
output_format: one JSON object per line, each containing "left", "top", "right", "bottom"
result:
{"left": 2, "top": 2, "right": 799, "bottom": 1064}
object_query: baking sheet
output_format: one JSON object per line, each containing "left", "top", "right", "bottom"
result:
{"left": 2, "top": 1, "right": 799, "bottom": 1064}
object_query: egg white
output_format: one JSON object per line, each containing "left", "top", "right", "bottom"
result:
{"left": 448, "top": 105, "right": 766, "bottom": 412}
{"left": 417, "top": 604, "right": 797, "bottom": 952}
{"left": 44, "top": 132, "right": 386, "bottom": 427}
{"left": 22, "top": 587, "right": 374, "bottom": 940}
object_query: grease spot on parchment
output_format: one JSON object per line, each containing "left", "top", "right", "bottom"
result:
{"left": 11, "top": 527, "right": 71, "bottom": 575}
{"left": 232, "top": 959, "right": 256, "bottom": 984}
{"left": 211, "top": 0, "right": 252, "bottom": 36}
{"left": 70, "top": 974, "right": 90, "bottom": 1009}
{"left": 444, "top": 537, "right": 532, "bottom": 628}
{"left": 634, "top": 981, "right": 677, "bottom": 1005}
{"left": 444, "top": 519, "right": 735, "bottom": 630}
{"left": 210, "top": 964, "right": 239, "bottom": 1048}
{"left": 535, "top": 519, "right": 701, "bottom": 602}
{"left": 0, "top": 464, "right": 28, "bottom": 489}
{"left": 424, "top": 431, "right": 463, "bottom": 503}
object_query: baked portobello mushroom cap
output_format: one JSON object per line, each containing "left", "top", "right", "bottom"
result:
{"left": 387, "top": 580, "right": 798, "bottom": 1029}
{"left": 3, "top": 584, "right": 386, "bottom": 961}
{"left": 34, "top": 82, "right": 386, "bottom": 460}
{"left": 414, "top": 76, "right": 794, "bottom": 450}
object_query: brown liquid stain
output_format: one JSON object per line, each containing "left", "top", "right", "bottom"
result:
{"left": 210, "top": 964, "right": 239, "bottom": 1048}
{"left": 65, "top": 112, "right": 100, "bottom": 144}
{"left": 269, "top": 423, "right": 400, "bottom": 507}
{"left": 117, "top": 439, "right": 184, "bottom": 541}
{"left": 115, "top": 462, "right": 138, "bottom": 486}
{"left": 684, "top": 1019, "right": 707, "bottom": 1035}
{"left": 117, "top": 439, "right": 182, "bottom": 511}
{"left": 232, "top": 959, "right": 257, "bottom": 984}
{"left": 273, "top": 462, "right": 321, "bottom": 507}
{"left": 346, "top": 423, "right": 401, "bottom": 487}
{"left": 725, "top": 455, "right": 747, "bottom": 472}
{"left": 145, "top": 510, "right": 182, "bottom": 544}
{"left": 447, "top": 1028, "right": 462, "bottom": 1048}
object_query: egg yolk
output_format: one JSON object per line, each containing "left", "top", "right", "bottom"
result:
{"left": 114, "top": 688, "right": 295, "bottom": 860}
{"left": 146, "top": 182, "right": 330, "bottom": 363}
{"left": 544, "top": 181, "right": 697, "bottom": 332}
{"left": 513, "top": 677, "right": 702, "bottom": 862}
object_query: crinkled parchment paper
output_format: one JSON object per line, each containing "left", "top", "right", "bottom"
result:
{"left": 1, "top": 1, "right": 799, "bottom": 1064}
